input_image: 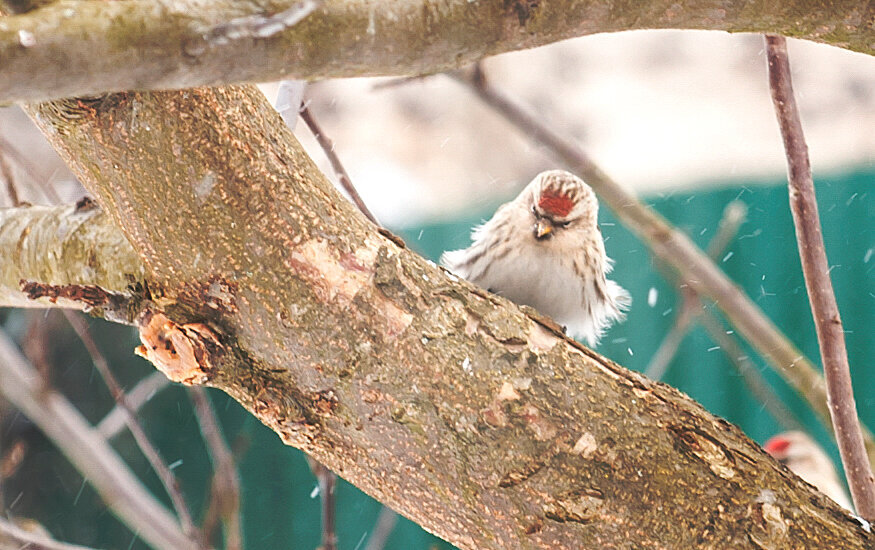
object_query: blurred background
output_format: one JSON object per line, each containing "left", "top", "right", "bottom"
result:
{"left": 0, "top": 31, "right": 873, "bottom": 549}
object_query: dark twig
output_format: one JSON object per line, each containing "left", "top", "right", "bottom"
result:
{"left": 364, "top": 506, "right": 399, "bottom": 550}
{"left": 307, "top": 457, "right": 338, "bottom": 550}
{"left": 62, "top": 311, "right": 201, "bottom": 539}
{"left": 299, "top": 104, "right": 379, "bottom": 225}
{"left": 188, "top": 387, "right": 242, "bottom": 550}
{"left": 765, "top": 34, "right": 875, "bottom": 519}
{"left": 450, "top": 65, "right": 875, "bottom": 468}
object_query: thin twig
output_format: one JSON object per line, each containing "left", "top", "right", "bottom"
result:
{"left": 645, "top": 200, "right": 801, "bottom": 430}
{"left": 188, "top": 387, "right": 242, "bottom": 550}
{"left": 62, "top": 311, "right": 201, "bottom": 539}
{"left": 364, "top": 506, "right": 398, "bottom": 550}
{"left": 645, "top": 201, "right": 748, "bottom": 380}
{"left": 299, "top": 104, "right": 380, "bottom": 225}
{"left": 96, "top": 371, "right": 171, "bottom": 439}
{"left": 0, "top": 330, "right": 196, "bottom": 549}
{"left": 765, "top": 34, "right": 875, "bottom": 519}
{"left": 699, "top": 311, "right": 803, "bottom": 432}
{"left": 449, "top": 66, "right": 875, "bottom": 469}
{"left": 307, "top": 458, "right": 337, "bottom": 550}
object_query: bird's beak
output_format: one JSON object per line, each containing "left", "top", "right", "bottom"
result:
{"left": 534, "top": 219, "right": 553, "bottom": 240}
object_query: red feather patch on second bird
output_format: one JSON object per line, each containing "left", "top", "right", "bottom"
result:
{"left": 538, "top": 191, "right": 574, "bottom": 218}
{"left": 764, "top": 436, "right": 790, "bottom": 454}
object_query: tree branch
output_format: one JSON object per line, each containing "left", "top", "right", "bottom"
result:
{"left": 0, "top": 330, "right": 196, "bottom": 550}
{"left": 0, "top": 0, "right": 873, "bottom": 103}
{"left": 20, "top": 85, "right": 873, "bottom": 548}
{"left": 0, "top": 203, "right": 145, "bottom": 319}
{"left": 450, "top": 68, "right": 875, "bottom": 469}
{"left": 765, "top": 34, "right": 875, "bottom": 521}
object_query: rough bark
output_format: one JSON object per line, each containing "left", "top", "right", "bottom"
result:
{"left": 1, "top": 0, "right": 873, "bottom": 103}
{"left": 21, "top": 86, "right": 873, "bottom": 548}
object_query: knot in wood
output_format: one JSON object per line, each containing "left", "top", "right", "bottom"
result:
{"left": 135, "top": 312, "right": 223, "bottom": 385}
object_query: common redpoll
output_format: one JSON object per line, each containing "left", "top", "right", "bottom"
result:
{"left": 441, "top": 170, "right": 630, "bottom": 346}
{"left": 764, "top": 431, "right": 853, "bottom": 511}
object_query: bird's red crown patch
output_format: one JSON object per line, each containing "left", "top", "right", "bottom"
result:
{"left": 538, "top": 190, "right": 574, "bottom": 218}
{"left": 764, "top": 436, "right": 790, "bottom": 454}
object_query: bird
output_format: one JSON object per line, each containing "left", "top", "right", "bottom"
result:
{"left": 441, "top": 170, "right": 630, "bottom": 346}
{"left": 764, "top": 431, "right": 853, "bottom": 511}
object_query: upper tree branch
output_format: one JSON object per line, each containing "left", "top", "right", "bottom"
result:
{"left": 765, "top": 34, "right": 875, "bottom": 520}
{"left": 21, "top": 85, "right": 872, "bottom": 548}
{"left": 1, "top": 0, "right": 873, "bottom": 103}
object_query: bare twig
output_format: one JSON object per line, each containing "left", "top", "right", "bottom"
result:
{"left": 699, "top": 311, "right": 803, "bottom": 432}
{"left": 62, "top": 311, "right": 201, "bottom": 539}
{"left": 0, "top": 516, "right": 96, "bottom": 550}
{"left": 299, "top": 104, "right": 379, "bottom": 225}
{"left": 449, "top": 66, "right": 875, "bottom": 469}
{"left": 307, "top": 458, "right": 337, "bottom": 550}
{"left": 645, "top": 200, "right": 801, "bottom": 430}
{"left": 0, "top": 329, "right": 195, "bottom": 549}
{"left": 646, "top": 201, "right": 748, "bottom": 380}
{"left": 364, "top": 506, "right": 399, "bottom": 550}
{"left": 96, "top": 371, "right": 171, "bottom": 439}
{"left": 765, "top": 34, "right": 875, "bottom": 519}
{"left": 188, "top": 387, "right": 242, "bottom": 550}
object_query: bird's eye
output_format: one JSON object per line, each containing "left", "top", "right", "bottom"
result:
{"left": 531, "top": 205, "right": 539, "bottom": 217}
{"left": 560, "top": 221, "right": 572, "bottom": 228}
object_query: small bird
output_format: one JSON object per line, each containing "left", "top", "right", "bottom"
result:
{"left": 441, "top": 170, "right": 630, "bottom": 346}
{"left": 764, "top": 431, "right": 853, "bottom": 511}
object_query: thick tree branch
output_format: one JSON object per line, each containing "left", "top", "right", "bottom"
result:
{"left": 0, "top": 203, "right": 144, "bottom": 319}
{"left": 765, "top": 34, "right": 875, "bottom": 520}
{"left": 0, "top": 330, "right": 196, "bottom": 550}
{"left": 21, "top": 85, "right": 873, "bottom": 548}
{"left": 0, "top": 0, "right": 873, "bottom": 103}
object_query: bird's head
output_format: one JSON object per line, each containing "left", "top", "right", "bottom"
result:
{"left": 764, "top": 431, "right": 822, "bottom": 465}
{"left": 527, "top": 170, "right": 598, "bottom": 241}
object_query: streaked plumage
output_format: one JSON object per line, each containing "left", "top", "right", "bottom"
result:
{"left": 442, "top": 170, "right": 630, "bottom": 346}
